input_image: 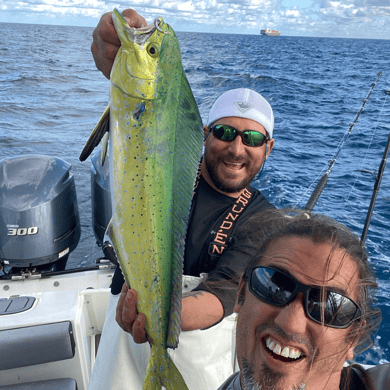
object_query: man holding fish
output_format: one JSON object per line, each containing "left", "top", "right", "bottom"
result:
{"left": 87, "top": 9, "right": 275, "bottom": 390}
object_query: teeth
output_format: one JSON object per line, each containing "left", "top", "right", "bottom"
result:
{"left": 265, "top": 336, "right": 302, "bottom": 360}
{"left": 225, "top": 161, "right": 242, "bottom": 166}
{"left": 290, "top": 349, "right": 299, "bottom": 359}
{"left": 273, "top": 344, "right": 282, "bottom": 354}
{"left": 281, "top": 347, "right": 290, "bottom": 358}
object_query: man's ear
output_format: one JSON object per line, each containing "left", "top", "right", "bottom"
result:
{"left": 346, "top": 344, "right": 355, "bottom": 361}
{"left": 266, "top": 139, "right": 275, "bottom": 158}
{"left": 234, "top": 276, "right": 246, "bottom": 314}
{"left": 345, "top": 320, "right": 366, "bottom": 361}
{"left": 203, "top": 125, "right": 210, "bottom": 140}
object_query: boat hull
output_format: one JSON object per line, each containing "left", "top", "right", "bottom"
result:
{"left": 260, "top": 29, "right": 281, "bottom": 36}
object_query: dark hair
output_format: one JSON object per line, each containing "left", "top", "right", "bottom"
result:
{"left": 235, "top": 208, "right": 381, "bottom": 358}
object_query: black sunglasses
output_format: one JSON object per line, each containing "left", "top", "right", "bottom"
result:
{"left": 210, "top": 124, "right": 268, "bottom": 147}
{"left": 247, "top": 266, "right": 361, "bottom": 329}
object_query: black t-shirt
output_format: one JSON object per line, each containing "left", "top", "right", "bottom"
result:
{"left": 110, "top": 176, "right": 274, "bottom": 315}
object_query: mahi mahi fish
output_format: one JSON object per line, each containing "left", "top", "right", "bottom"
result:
{"left": 80, "top": 9, "right": 203, "bottom": 390}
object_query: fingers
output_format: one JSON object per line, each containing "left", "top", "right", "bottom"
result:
{"left": 121, "top": 285, "right": 138, "bottom": 329}
{"left": 122, "top": 9, "right": 148, "bottom": 28}
{"left": 90, "top": 9, "right": 148, "bottom": 79}
{"left": 132, "top": 311, "right": 147, "bottom": 344}
{"left": 116, "top": 283, "right": 130, "bottom": 330}
{"left": 91, "top": 11, "right": 118, "bottom": 79}
{"left": 115, "top": 283, "right": 148, "bottom": 343}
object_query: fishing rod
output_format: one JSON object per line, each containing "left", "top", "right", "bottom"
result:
{"left": 360, "top": 89, "right": 390, "bottom": 244}
{"left": 304, "top": 72, "right": 383, "bottom": 211}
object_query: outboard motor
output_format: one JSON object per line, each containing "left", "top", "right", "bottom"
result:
{"left": 91, "top": 150, "right": 112, "bottom": 246}
{"left": 0, "top": 155, "right": 81, "bottom": 274}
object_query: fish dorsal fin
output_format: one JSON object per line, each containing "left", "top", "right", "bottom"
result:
{"left": 166, "top": 69, "right": 204, "bottom": 349}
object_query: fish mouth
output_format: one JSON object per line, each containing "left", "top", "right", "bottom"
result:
{"left": 112, "top": 9, "right": 168, "bottom": 46}
{"left": 125, "top": 17, "right": 165, "bottom": 46}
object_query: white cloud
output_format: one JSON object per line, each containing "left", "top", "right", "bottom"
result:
{"left": 319, "top": 0, "right": 390, "bottom": 19}
{"left": 0, "top": 0, "right": 389, "bottom": 38}
{"left": 285, "top": 9, "right": 301, "bottom": 17}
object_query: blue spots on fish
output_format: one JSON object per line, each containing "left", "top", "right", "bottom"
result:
{"left": 133, "top": 102, "right": 146, "bottom": 120}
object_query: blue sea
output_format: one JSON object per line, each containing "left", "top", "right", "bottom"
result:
{"left": 1, "top": 22, "right": 389, "bottom": 365}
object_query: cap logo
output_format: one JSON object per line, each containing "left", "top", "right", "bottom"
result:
{"left": 235, "top": 101, "right": 253, "bottom": 113}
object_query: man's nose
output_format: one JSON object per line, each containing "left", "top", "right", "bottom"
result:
{"left": 227, "top": 134, "right": 246, "bottom": 155}
{"left": 273, "top": 293, "right": 309, "bottom": 335}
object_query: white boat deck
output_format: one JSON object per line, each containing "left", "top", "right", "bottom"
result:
{"left": 0, "top": 267, "right": 115, "bottom": 389}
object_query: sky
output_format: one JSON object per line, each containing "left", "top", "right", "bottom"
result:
{"left": 1, "top": 0, "right": 390, "bottom": 39}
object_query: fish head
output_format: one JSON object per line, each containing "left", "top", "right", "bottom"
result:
{"left": 111, "top": 9, "right": 178, "bottom": 100}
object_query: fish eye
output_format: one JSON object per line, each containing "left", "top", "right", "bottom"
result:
{"left": 146, "top": 43, "right": 159, "bottom": 58}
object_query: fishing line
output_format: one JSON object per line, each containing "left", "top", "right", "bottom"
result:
{"left": 292, "top": 162, "right": 328, "bottom": 209}
{"left": 292, "top": 110, "right": 369, "bottom": 210}
{"left": 341, "top": 89, "right": 389, "bottom": 216}
{"left": 297, "top": 72, "right": 383, "bottom": 212}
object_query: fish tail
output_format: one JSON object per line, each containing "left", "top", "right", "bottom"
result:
{"left": 143, "top": 347, "right": 188, "bottom": 390}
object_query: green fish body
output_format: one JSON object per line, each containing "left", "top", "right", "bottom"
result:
{"left": 80, "top": 9, "right": 203, "bottom": 390}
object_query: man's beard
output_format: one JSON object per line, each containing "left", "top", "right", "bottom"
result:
{"left": 204, "top": 153, "right": 263, "bottom": 194}
{"left": 241, "top": 358, "right": 306, "bottom": 390}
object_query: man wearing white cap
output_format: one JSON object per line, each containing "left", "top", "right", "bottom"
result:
{"left": 88, "top": 10, "right": 275, "bottom": 390}
{"left": 202, "top": 88, "right": 274, "bottom": 198}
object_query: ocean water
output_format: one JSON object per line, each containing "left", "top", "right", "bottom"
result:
{"left": 1, "top": 22, "right": 389, "bottom": 365}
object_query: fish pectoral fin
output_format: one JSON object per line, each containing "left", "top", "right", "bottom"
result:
{"left": 101, "top": 132, "right": 110, "bottom": 166}
{"left": 79, "top": 105, "right": 110, "bottom": 162}
{"left": 102, "top": 241, "right": 118, "bottom": 266}
{"left": 102, "top": 218, "right": 119, "bottom": 266}
{"left": 102, "top": 220, "right": 132, "bottom": 291}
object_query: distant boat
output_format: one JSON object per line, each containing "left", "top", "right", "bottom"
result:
{"left": 260, "top": 28, "right": 281, "bottom": 36}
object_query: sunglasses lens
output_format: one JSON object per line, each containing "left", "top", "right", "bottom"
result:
{"left": 250, "top": 267, "right": 360, "bottom": 328}
{"left": 212, "top": 125, "right": 267, "bottom": 147}
{"left": 307, "top": 290, "right": 359, "bottom": 327}
{"left": 213, "top": 125, "right": 236, "bottom": 141}
{"left": 243, "top": 131, "right": 266, "bottom": 147}
{"left": 251, "top": 268, "right": 294, "bottom": 305}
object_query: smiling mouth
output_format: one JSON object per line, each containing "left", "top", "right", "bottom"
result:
{"left": 223, "top": 160, "right": 244, "bottom": 170}
{"left": 264, "top": 336, "right": 305, "bottom": 363}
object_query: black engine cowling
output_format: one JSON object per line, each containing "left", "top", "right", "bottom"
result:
{"left": 91, "top": 150, "right": 112, "bottom": 247}
{"left": 0, "top": 155, "right": 81, "bottom": 273}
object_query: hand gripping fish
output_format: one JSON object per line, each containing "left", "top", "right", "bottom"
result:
{"left": 80, "top": 9, "right": 203, "bottom": 390}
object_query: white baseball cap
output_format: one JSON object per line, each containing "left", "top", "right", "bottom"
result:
{"left": 207, "top": 88, "right": 274, "bottom": 138}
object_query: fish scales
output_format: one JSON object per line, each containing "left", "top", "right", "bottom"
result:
{"left": 81, "top": 9, "right": 203, "bottom": 390}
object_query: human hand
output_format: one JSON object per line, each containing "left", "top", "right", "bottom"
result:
{"left": 116, "top": 283, "right": 148, "bottom": 343}
{"left": 91, "top": 9, "right": 148, "bottom": 79}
